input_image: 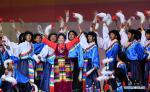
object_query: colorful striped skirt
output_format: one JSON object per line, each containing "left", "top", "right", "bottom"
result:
{"left": 54, "top": 58, "right": 73, "bottom": 92}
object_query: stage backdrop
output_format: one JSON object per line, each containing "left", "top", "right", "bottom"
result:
{"left": 0, "top": 0, "right": 149, "bottom": 22}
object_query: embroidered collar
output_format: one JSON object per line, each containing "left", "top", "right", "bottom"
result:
{"left": 84, "top": 42, "right": 96, "bottom": 52}
{"left": 105, "top": 39, "right": 118, "bottom": 52}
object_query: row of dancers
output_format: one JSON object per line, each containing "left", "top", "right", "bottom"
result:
{"left": 0, "top": 10, "right": 150, "bottom": 92}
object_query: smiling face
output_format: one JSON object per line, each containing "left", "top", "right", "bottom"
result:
{"left": 146, "top": 33, "right": 150, "bottom": 40}
{"left": 87, "top": 35, "right": 94, "bottom": 43}
{"left": 34, "top": 35, "right": 42, "bottom": 43}
{"left": 58, "top": 35, "right": 65, "bottom": 44}
{"left": 127, "top": 32, "right": 134, "bottom": 41}
{"left": 109, "top": 33, "right": 116, "bottom": 41}
{"left": 50, "top": 35, "right": 57, "bottom": 42}
{"left": 25, "top": 34, "right": 32, "bottom": 42}
{"left": 69, "top": 32, "right": 76, "bottom": 41}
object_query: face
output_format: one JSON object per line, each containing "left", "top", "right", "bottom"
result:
{"left": 117, "top": 55, "right": 120, "bottom": 61}
{"left": 127, "top": 32, "right": 132, "bottom": 40}
{"left": 25, "top": 34, "right": 32, "bottom": 42}
{"left": 109, "top": 33, "right": 116, "bottom": 41}
{"left": 0, "top": 38, "right": 2, "bottom": 45}
{"left": 146, "top": 33, "right": 150, "bottom": 40}
{"left": 58, "top": 35, "right": 65, "bottom": 44}
{"left": 87, "top": 35, "right": 94, "bottom": 43}
{"left": 69, "top": 32, "right": 76, "bottom": 41}
{"left": 34, "top": 36, "right": 42, "bottom": 43}
{"left": 50, "top": 35, "right": 57, "bottom": 42}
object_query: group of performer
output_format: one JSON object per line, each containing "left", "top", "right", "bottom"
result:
{"left": 0, "top": 10, "right": 150, "bottom": 92}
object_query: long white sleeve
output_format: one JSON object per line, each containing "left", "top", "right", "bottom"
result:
{"left": 16, "top": 31, "right": 21, "bottom": 39}
{"left": 2, "top": 36, "right": 19, "bottom": 56}
{"left": 119, "top": 28, "right": 128, "bottom": 47}
{"left": 38, "top": 45, "right": 49, "bottom": 58}
{"left": 102, "top": 23, "right": 110, "bottom": 50}
{"left": 79, "top": 33, "right": 89, "bottom": 49}
{"left": 95, "top": 31, "right": 104, "bottom": 48}
{"left": 140, "top": 30, "right": 147, "bottom": 46}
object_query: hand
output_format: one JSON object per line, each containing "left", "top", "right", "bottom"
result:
{"left": 0, "top": 32, "right": 3, "bottom": 38}
{"left": 0, "top": 23, "right": 3, "bottom": 32}
{"left": 65, "top": 10, "right": 70, "bottom": 23}
{"left": 37, "top": 25, "right": 42, "bottom": 31}
{"left": 65, "top": 10, "right": 69, "bottom": 17}
{"left": 12, "top": 20, "right": 16, "bottom": 30}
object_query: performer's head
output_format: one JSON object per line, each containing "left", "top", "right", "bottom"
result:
{"left": 87, "top": 32, "right": 97, "bottom": 44}
{"left": 127, "top": 29, "right": 136, "bottom": 42}
{"left": 135, "top": 29, "right": 141, "bottom": 41}
{"left": 146, "top": 29, "right": 150, "bottom": 40}
{"left": 23, "top": 31, "right": 33, "bottom": 42}
{"left": 0, "top": 37, "right": 2, "bottom": 46}
{"left": 48, "top": 33, "right": 57, "bottom": 42}
{"left": 33, "top": 33, "right": 42, "bottom": 43}
{"left": 117, "top": 51, "right": 126, "bottom": 63}
{"left": 19, "top": 32, "right": 25, "bottom": 43}
{"left": 109, "top": 30, "right": 121, "bottom": 41}
{"left": 137, "top": 28, "right": 142, "bottom": 32}
{"left": 57, "top": 33, "right": 66, "bottom": 44}
{"left": 68, "top": 30, "right": 77, "bottom": 41}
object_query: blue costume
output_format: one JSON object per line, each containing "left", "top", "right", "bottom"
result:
{"left": 115, "top": 62, "right": 128, "bottom": 92}
{"left": 68, "top": 43, "right": 84, "bottom": 91}
{"left": 83, "top": 44, "right": 100, "bottom": 91}
{"left": 117, "top": 62, "right": 127, "bottom": 76}
{"left": 68, "top": 43, "right": 84, "bottom": 68}
{"left": 39, "top": 45, "right": 55, "bottom": 92}
{"left": 0, "top": 50, "right": 9, "bottom": 89}
{"left": 33, "top": 43, "right": 45, "bottom": 54}
{"left": 33, "top": 42, "right": 45, "bottom": 87}
{"left": 125, "top": 41, "right": 145, "bottom": 83}
{"left": 144, "top": 42, "right": 150, "bottom": 87}
{"left": 105, "top": 41, "right": 121, "bottom": 71}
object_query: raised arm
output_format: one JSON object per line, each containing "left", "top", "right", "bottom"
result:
{"left": 42, "top": 37, "right": 57, "bottom": 50}
{"left": 102, "top": 23, "right": 110, "bottom": 49}
{"left": 119, "top": 27, "right": 128, "bottom": 47}
{"left": 11, "top": 20, "right": 21, "bottom": 39}
{"left": 140, "top": 25, "right": 146, "bottom": 46}
{"left": 66, "top": 36, "right": 80, "bottom": 50}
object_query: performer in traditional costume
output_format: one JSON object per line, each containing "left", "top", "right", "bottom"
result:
{"left": 123, "top": 29, "right": 145, "bottom": 85}
{"left": 142, "top": 29, "right": 150, "bottom": 89}
{"left": 39, "top": 33, "right": 57, "bottom": 92}
{"left": 42, "top": 33, "right": 80, "bottom": 92}
{"left": 3, "top": 31, "right": 39, "bottom": 92}
{"left": 81, "top": 31, "right": 100, "bottom": 92}
{"left": 33, "top": 33, "right": 45, "bottom": 88}
{"left": 66, "top": 30, "right": 84, "bottom": 92}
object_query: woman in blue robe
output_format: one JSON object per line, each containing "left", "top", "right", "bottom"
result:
{"left": 83, "top": 32, "right": 100, "bottom": 92}
{"left": 124, "top": 29, "right": 145, "bottom": 85}
{"left": 144, "top": 29, "right": 150, "bottom": 88}
{"left": 33, "top": 33, "right": 45, "bottom": 87}
{"left": 67, "top": 30, "right": 84, "bottom": 92}
{"left": 39, "top": 33, "right": 57, "bottom": 92}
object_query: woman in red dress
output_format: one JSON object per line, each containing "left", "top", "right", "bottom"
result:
{"left": 42, "top": 33, "right": 80, "bottom": 92}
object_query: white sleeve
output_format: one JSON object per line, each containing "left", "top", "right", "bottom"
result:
{"left": 95, "top": 31, "right": 104, "bottom": 48}
{"left": 79, "top": 33, "right": 89, "bottom": 49}
{"left": 16, "top": 31, "right": 21, "bottom": 39}
{"left": 3, "top": 36, "right": 19, "bottom": 56}
{"left": 65, "top": 31, "right": 69, "bottom": 43}
{"left": 140, "top": 30, "right": 146, "bottom": 46}
{"left": 102, "top": 23, "right": 110, "bottom": 49}
{"left": 119, "top": 28, "right": 128, "bottom": 47}
{"left": 38, "top": 45, "right": 49, "bottom": 58}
